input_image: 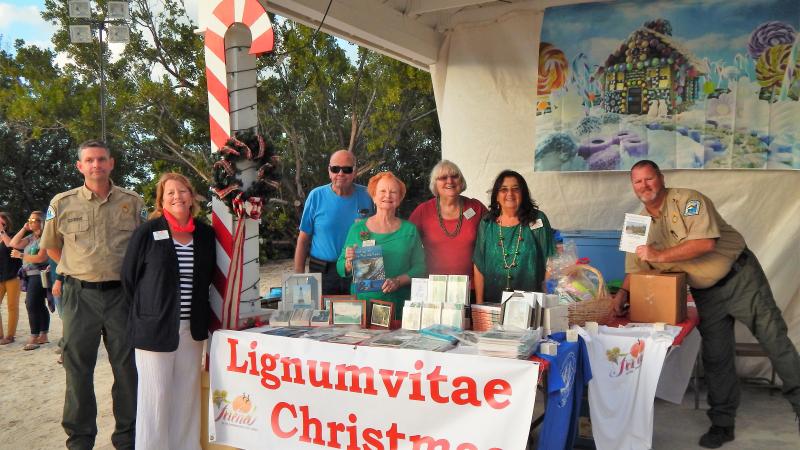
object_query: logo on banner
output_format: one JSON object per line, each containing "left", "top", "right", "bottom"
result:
{"left": 213, "top": 390, "right": 258, "bottom": 429}
{"left": 606, "top": 339, "right": 645, "bottom": 378}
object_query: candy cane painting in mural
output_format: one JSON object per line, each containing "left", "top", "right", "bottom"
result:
{"left": 200, "top": 0, "right": 274, "bottom": 329}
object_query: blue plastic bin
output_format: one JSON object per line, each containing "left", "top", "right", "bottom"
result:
{"left": 560, "top": 230, "right": 625, "bottom": 284}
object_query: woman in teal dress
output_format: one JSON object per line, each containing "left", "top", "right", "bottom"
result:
{"left": 337, "top": 172, "right": 426, "bottom": 319}
{"left": 473, "top": 170, "right": 556, "bottom": 303}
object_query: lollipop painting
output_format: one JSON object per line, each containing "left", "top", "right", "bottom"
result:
{"left": 535, "top": 0, "right": 799, "bottom": 172}
{"left": 538, "top": 42, "right": 569, "bottom": 96}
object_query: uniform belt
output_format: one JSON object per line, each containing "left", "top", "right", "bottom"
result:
{"left": 309, "top": 256, "right": 335, "bottom": 271}
{"left": 66, "top": 276, "right": 121, "bottom": 290}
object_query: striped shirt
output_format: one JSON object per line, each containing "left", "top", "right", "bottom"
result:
{"left": 174, "top": 239, "right": 194, "bottom": 321}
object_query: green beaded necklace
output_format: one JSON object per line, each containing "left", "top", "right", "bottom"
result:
{"left": 498, "top": 221, "right": 523, "bottom": 290}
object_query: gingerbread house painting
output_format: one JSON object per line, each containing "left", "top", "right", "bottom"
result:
{"left": 600, "top": 19, "right": 708, "bottom": 116}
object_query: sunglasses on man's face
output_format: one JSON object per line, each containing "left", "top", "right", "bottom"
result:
{"left": 28, "top": 219, "right": 41, "bottom": 223}
{"left": 329, "top": 166, "right": 354, "bottom": 174}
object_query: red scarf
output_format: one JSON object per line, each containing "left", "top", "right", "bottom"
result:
{"left": 163, "top": 210, "right": 195, "bottom": 233}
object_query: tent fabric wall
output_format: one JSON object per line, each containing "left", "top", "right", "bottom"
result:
{"left": 431, "top": 10, "right": 800, "bottom": 379}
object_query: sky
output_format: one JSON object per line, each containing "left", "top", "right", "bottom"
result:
{"left": 0, "top": 0, "right": 359, "bottom": 64}
{"left": 0, "top": 0, "right": 206, "bottom": 51}
{"left": 0, "top": 0, "right": 58, "bottom": 50}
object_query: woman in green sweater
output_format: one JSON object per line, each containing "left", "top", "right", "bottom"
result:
{"left": 337, "top": 171, "right": 426, "bottom": 319}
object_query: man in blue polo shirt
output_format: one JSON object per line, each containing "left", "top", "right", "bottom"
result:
{"left": 294, "top": 149, "right": 374, "bottom": 294}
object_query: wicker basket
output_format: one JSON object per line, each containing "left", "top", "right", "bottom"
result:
{"left": 563, "top": 264, "right": 614, "bottom": 326}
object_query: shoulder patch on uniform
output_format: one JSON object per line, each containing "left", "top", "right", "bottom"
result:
{"left": 684, "top": 199, "right": 701, "bottom": 216}
{"left": 46, "top": 205, "right": 56, "bottom": 221}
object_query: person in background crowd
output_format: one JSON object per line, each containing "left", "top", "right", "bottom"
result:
{"left": 41, "top": 139, "right": 144, "bottom": 450}
{"left": 338, "top": 171, "right": 426, "bottom": 319}
{"left": 294, "top": 149, "right": 374, "bottom": 295}
{"left": 473, "top": 170, "right": 556, "bottom": 303}
{"left": 122, "top": 172, "right": 215, "bottom": 450}
{"left": 612, "top": 159, "right": 800, "bottom": 448}
{"left": 409, "top": 160, "right": 487, "bottom": 300}
{"left": 9, "top": 210, "right": 50, "bottom": 350}
{"left": 0, "top": 212, "right": 22, "bottom": 345}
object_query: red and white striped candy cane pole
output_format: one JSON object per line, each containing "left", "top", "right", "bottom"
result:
{"left": 201, "top": 0, "right": 274, "bottom": 330}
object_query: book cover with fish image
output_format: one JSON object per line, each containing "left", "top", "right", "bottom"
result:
{"left": 353, "top": 245, "right": 386, "bottom": 293}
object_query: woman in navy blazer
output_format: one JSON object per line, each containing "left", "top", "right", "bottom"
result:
{"left": 121, "top": 172, "right": 215, "bottom": 450}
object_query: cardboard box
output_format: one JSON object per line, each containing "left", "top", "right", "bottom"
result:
{"left": 629, "top": 272, "right": 687, "bottom": 325}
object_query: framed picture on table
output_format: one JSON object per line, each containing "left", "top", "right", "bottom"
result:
{"left": 322, "top": 294, "right": 356, "bottom": 311}
{"left": 281, "top": 273, "right": 322, "bottom": 310}
{"left": 369, "top": 300, "right": 394, "bottom": 329}
{"left": 331, "top": 299, "right": 366, "bottom": 327}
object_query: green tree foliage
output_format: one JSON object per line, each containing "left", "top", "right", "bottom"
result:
{"left": 0, "top": 41, "right": 126, "bottom": 226}
{"left": 6, "top": 2, "right": 440, "bottom": 259}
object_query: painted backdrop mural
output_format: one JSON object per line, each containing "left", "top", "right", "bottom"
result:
{"left": 534, "top": 0, "right": 800, "bottom": 171}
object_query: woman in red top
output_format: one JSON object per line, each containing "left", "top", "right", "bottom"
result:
{"left": 409, "top": 160, "right": 487, "bottom": 296}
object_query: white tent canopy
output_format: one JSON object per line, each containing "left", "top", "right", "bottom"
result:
{"left": 264, "top": 0, "right": 800, "bottom": 377}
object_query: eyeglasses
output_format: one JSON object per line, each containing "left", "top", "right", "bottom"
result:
{"left": 436, "top": 174, "right": 460, "bottom": 181}
{"left": 329, "top": 166, "right": 354, "bottom": 174}
{"left": 27, "top": 219, "right": 41, "bottom": 223}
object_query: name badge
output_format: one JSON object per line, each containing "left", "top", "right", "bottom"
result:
{"left": 362, "top": 239, "right": 376, "bottom": 247}
{"left": 153, "top": 230, "right": 170, "bottom": 241}
{"left": 530, "top": 219, "right": 544, "bottom": 230}
{"left": 463, "top": 208, "right": 476, "bottom": 220}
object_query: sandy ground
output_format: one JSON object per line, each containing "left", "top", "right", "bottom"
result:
{"left": 0, "top": 259, "right": 293, "bottom": 450}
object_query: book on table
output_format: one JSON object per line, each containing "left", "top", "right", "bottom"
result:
{"left": 290, "top": 308, "right": 313, "bottom": 326}
{"left": 427, "top": 274, "right": 449, "bottom": 303}
{"left": 402, "top": 301, "right": 422, "bottom": 331}
{"left": 410, "top": 278, "right": 429, "bottom": 302}
{"left": 269, "top": 310, "right": 292, "bottom": 327}
{"left": 353, "top": 245, "right": 386, "bottom": 293}
{"left": 440, "top": 303, "right": 465, "bottom": 329}
{"left": 446, "top": 275, "right": 470, "bottom": 304}
{"left": 309, "top": 309, "right": 330, "bottom": 327}
{"left": 420, "top": 302, "right": 443, "bottom": 329}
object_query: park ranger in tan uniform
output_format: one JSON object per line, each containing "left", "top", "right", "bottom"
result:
{"left": 41, "top": 140, "right": 144, "bottom": 450}
{"left": 613, "top": 160, "right": 800, "bottom": 449}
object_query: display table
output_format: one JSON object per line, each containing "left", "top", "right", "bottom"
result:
{"left": 199, "top": 311, "right": 700, "bottom": 450}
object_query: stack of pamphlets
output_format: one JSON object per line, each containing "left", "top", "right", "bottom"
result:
{"left": 301, "top": 327, "right": 348, "bottom": 342}
{"left": 323, "top": 329, "right": 383, "bottom": 345}
{"left": 402, "top": 335, "right": 455, "bottom": 352}
{"left": 260, "top": 327, "right": 312, "bottom": 338}
{"left": 362, "top": 329, "right": 419, "bottom": 348}
{"left": 419, "top": 324, "right": 461, "bottom": 345}
{"left": 476, "top": 327, "right": 541, "bottom": 359}
{"left": 359, "top": 329, "right": 453, "bottom": 352}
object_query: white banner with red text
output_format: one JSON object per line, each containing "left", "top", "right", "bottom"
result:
{"left": 208, "top": 329, "right": 540, "bottom": 450}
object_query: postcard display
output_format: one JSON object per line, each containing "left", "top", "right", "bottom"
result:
{"left": 402, "top": 275, "right": 470, "bottom": 331}
{"left": 273, "top": 273, "right": 328, "bottom": 327}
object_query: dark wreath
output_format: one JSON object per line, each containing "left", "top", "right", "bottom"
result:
{"left": 211, "top": 130, "right": 281, "bottom": 216}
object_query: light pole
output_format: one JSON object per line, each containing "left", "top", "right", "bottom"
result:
{"left": 68, "top": 1, "right": 130, "bottom": 142}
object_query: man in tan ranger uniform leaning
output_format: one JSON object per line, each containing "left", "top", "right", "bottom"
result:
{"left": 612, "top": 160, "right": 800, "bottom": 448}
{"left": 41, "top": 139, "right": 144, "bottom": 450}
